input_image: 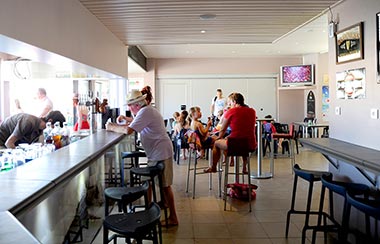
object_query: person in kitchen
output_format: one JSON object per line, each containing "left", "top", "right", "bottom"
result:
{"left": 0, "top": 113, "right": 47, "bottom": 149}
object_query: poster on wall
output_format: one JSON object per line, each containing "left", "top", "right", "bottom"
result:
{"left": 336, "top": 68, "right": 366, "bottom": 99}
{"left": 306, "top": 91, "right": 315, "bottom": 115}
{"left": 322, "top": 86, "right": 330, "bottom": 121}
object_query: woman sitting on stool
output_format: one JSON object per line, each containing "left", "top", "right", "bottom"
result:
{"left": 204, "top": 93, "right": 257, "bottom": 173}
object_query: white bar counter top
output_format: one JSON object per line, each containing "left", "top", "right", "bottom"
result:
{"left": 0, "top": 130, "right": 126, "bottom": 243}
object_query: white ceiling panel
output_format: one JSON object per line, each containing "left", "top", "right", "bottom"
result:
{"left": 79, "top": 0, "right": 343, "bottom": 59}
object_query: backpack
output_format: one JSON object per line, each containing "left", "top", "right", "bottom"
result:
{"left": 262, "top": 122, "right": 272, "bottom": 141}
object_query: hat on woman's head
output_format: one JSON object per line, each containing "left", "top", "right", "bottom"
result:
{"left": 126, "top": 89, "right": 147, "bottom": 105}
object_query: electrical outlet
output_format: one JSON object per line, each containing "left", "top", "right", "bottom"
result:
{"left": 370, "top": 108, "right": 379, "bottom": 119}
{"left": 335, "top": 106, "right": 341, "bottom": 115}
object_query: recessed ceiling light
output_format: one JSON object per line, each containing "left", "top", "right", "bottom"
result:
{"left": 199, "top": 14, "right": 216, "bottom": 20}
{"left": 201, "top": 30, "right": 206, "bottom": 34}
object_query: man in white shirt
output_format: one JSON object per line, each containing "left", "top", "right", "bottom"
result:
{"left": 106, "top": 89, "right": 179, "bottom": 226}
{"left": 210, "top": 88, "right": 227, "bottom": 126}
{"left": 36, "top": 88, "right": 53, "bottom": 118}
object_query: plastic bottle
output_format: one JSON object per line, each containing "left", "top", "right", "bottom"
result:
{"left": 43, "top": 122, "right": 53, "bottom": 142}
{"left": 61, "top": 122, "right": 70, "bottom": 146}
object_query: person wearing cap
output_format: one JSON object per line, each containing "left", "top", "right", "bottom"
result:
{"left": 106, "top": 89, "right": 179, "bottom": 226}
{"left": 0, "top": 113, "right": 47, "bottom": 149}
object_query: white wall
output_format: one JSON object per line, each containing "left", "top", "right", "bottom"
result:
{"left": 328, "top": 0, "right": 380, "bottom": 149}
{"left": 158, "top": 75, "right": 277, "bottom": 120}
{"left": 154, "top": 57, "right": 305, "bottom": 122}
{"left": 0, "top": 0, "right": 127, "bottom": 78}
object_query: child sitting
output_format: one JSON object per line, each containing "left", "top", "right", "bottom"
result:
{"left": 189, "top": 106, "right": 214, "bottom": 158}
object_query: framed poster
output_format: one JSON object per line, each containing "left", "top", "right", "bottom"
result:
{"left": 336, "top": 22, "right": 364, "bottom": 64}
{"left": 336, "top": 68, "right": 366, "bottom": 99}
{"left": 377, "top": 13, "right": 380, "bottom": 77}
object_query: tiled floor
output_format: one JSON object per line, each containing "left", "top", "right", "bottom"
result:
{"left": 93, "top": 147, "right": 339, "bottom": 244}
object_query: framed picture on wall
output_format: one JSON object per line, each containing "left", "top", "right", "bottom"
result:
{"left": 335, "top": 22, "right": 364, "bottom": 64}
{"left": 336, "top": 67, "right": 366, "bottom": 100}
{"left": 377, "top": 13, "right": 380, "bottom": 79}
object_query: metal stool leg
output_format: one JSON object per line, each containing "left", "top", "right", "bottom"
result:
{"left": 192, "top": 149, "right": 197, "bottom": 199}
{"left": 185, "top": 149, "right": 192, "bottom": 193}
{"left": 286, "top": 174, "right": 298, "bottom": 237}
{"left": 247, "top": 155, "right": 252, "bottom": 212}
{"left": 224, "top": 155, "right": 230, "bottom": 210}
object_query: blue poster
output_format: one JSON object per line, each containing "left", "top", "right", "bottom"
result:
{"left": 322, "top": 86, "right": 330, "bottom": 121}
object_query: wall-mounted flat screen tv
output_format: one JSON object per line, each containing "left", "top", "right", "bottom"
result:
{"left": 280, "top": 64, "right": 315, "bottom": 87}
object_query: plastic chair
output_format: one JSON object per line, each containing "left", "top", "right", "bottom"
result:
{"left": 103, "top": 202, "right": 162, "bottom": 244}
{"left": 104, "top": 181, "right": 149, "bottom": 216}
{"left": 119, "top": 150, "right": 146, "bottom": 186}
{"left": 342, "top": 189, "right": 380, "bottom": 243}
{"left": 130, "top": 161, "right": 169, "bottom": 228}
{"left": 285, "top": 164, "right": 331, "bottom": 244}
{"left": 311, "top": 174, "right": 370, "bottom": 243}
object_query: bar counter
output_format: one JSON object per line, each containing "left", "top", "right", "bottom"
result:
{"left": 0, "top": 130, "right": 127, "bottom": 243}
{"left": 300, "top": 138, "right": 380, "bottom": 173}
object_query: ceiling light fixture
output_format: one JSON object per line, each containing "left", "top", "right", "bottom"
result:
{"left": 201, "top": 30, "right": 206, "bottom": 34}
{"left": 199, "top": 14, "right": 216, "bottom": 20}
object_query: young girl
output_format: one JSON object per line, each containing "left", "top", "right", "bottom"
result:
{"left": 188, "top": 106, "right": 214, "bottom": 158}
{"left": 173, "top": 110, "right": 189, "bottom": 160}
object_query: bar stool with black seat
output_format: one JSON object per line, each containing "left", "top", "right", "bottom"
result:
{"left": 119, "top": 150, "right": 146, "bottom": 186}
{"left": 342, "top": 189, "right": 380, "bottom": 243}
{"left": 103, "top": 187, "right": 162, "bottom": 244}
{"left": 285, "top": 164, "right": 331, "bottom": 244}
{"left": 130, "top": 161, "right": 169, "bottom": 228}
{"left": 223, "top": 137, "right": 257, "bottom": 212}
{"left": 311, "top": 174, "right": 370, "bottom": 244}
{"left": 185, "top": 131, "right": 222, "bottom": 199}
{"left": 104, "top": 181, "right": 149, "bottom": 216}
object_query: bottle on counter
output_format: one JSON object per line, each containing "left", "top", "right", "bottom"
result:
{"left": 43, "top": 122, "right": 53, "bottom": 143}
{"left": 61, "top": 122, "right": 70, "bottom": 147}
{"left": 52, "top": 122, "right": 62, "bottom": 149}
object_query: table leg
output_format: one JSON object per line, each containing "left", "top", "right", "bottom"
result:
{"left": 251, "top": 120, "right": 272, "bottom": 179}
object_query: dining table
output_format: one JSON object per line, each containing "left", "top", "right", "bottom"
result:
{"left": 294, "top": 121, "right": 329, "bottom": 138}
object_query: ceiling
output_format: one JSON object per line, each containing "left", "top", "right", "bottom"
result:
{"left": 79, "top": 0, "right": 343, "bottom": 65}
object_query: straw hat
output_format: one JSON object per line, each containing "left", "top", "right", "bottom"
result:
{"left": 127, "top": 89, "right": 147, "bottom": 105}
